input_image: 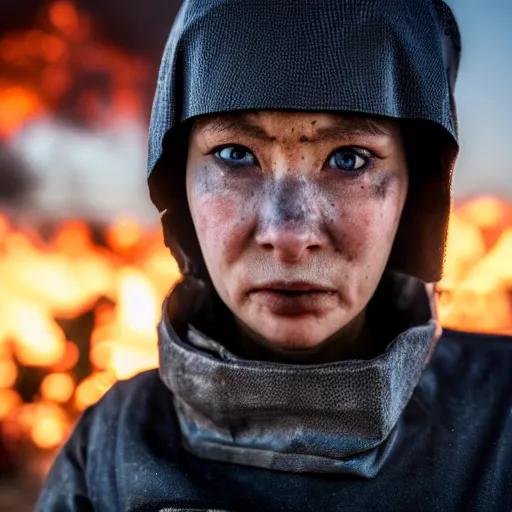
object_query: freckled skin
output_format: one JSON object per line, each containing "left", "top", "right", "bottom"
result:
{"left": 186, "top": 111, "right": 408, "bottom": 355}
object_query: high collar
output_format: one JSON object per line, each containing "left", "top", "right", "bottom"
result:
{"left": 158, "top": 272, "right": 439, "bottom": 478}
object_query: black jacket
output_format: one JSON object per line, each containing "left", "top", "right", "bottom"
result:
{"left": 36, "top": 277, "right": 512, "bottom": 512}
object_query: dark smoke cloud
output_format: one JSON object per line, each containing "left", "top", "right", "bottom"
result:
{"left": 0, "top": 144, "right": 37, "bottom": 204}
{"left": 0, "top": 0, "right": 181, "bottom": 59}
{"left": 74, "top": 0, "right": 181, "bottom": 58}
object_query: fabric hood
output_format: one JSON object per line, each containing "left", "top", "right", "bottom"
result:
{"left": 147, "top": 0, "right": 461, "bottom": 282}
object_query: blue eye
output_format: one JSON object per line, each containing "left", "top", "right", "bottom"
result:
{"left": 328, "top": 149, "right": 368, "bottom": 171}
{"left": 214, "top": 145, "right": 256, "bottom": 166}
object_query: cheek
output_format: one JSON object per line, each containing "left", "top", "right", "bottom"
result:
{"left": 327, "top": 173, "right": 406, "bottom": 262}
{"left": 195, "top": 196, "right": 240, "bottom": 254}
{"left": 188, "top": 170, "right": 258, "bottom": 268}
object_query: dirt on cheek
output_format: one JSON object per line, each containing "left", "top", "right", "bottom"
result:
{"left": 194, "top": 188, "right": 259, "bottom": 270}
{"left": 373, "top": 174, "right": 393, "bottom": 200}
{"left": 329, "top": 196, "right": 384, "bottom": 264}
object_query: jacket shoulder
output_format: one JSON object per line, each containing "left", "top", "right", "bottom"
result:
{"left": 36, "top": 370, "right": 175, "bottom": 512}
{"left": 424, "top": 328, "right": 512, "bottom": 409}
{"left": 436, "top": 328, "right": 512, "bottom": 359}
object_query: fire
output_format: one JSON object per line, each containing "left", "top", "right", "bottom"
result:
{"left": 437, "top": 197, "right": 512, "bottom": 335}
{"left": 0, "top": 86, "right": 45, "bottom": 137}
{"left": 40, "top": 373, "right": 75, "bottom": 403}
{"left": 0, "top": 218, "right": 180, "bottom": 449}
{"left": 0, "top": 390, "right": 22, "bottom": 421}
{"left": 49, "top": 1, "right": 81, "bottom": 35}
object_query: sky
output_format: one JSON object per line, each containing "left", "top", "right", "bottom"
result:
{"left": 445, "top": 0, "right": 512, "bottom": 198}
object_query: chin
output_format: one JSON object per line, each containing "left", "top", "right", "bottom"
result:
{"left": 251, "top": 314, "right": 336, "bottom": 352}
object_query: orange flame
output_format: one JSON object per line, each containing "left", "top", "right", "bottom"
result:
{"left": 438, "top": 197, "right": 512, "bottom": 335}
{"left": 0, "top": 217, "right": 180, "bottom": 447}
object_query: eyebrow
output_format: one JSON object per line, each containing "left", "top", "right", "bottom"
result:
{"left": 201, "top": 115, "right": 393, "bottom": 142}
{"left": 202, "top": 117, "right": 277, "bottom": 142}
{"left": 305, "top": 122, "right": 392, "bottom": 143}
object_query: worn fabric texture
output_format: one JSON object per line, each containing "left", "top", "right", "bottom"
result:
{"left": 158, "top": 271, "right": 436, "bottom": 477}
{"left": 35, "top": 319, "right": 512, "bottom": 511}
{"left": 147, "top": 0, "right": 461, "bottom": 282}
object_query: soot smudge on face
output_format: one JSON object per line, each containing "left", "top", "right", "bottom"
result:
{"left": 373, "top": 174, "right": 393, "bottom": 200}
{"left": 196, "top": 164, "right": 218, "bottom": 195}
{"left": 270, "top": 177, "right": 308, "bottom": 224}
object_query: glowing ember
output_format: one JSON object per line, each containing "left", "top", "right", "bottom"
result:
{"left": 20, "top": 402, "right": 71, "bottom": 450}
{"left": 0, "top": 389, "right": 22, "bottom": 420}
{"left": 53, "top": 341, "right": 80, "bottom": 371}
{"left": 105, "top": 217, "right": 143, "bottom": 254}
{"left": 0, "top": 86, "right": 45, "bottom": 137}
{"left": 9, "top": 301, "right": 67, "bottom": 367}
{"left": 74, "top": 371, "right": 117, "bottom": 412}
{"left": 40, "top": 373, "right": 75, "bottom": 403}
{"left": 49, "top": 1, "right": 81, "bottom": 36}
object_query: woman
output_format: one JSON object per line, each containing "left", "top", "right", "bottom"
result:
{"left": 36, "top": 0, "right": 512, "bottom": 511}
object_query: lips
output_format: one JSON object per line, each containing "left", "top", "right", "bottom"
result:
{"left": 253, "top": 281, "right": 336, "bottom": 293}
{"left": 249, "top": 282, "right": 337, "bottom": 315}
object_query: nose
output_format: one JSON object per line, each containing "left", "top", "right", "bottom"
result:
{"left": 256, "top": 225, "right": 326, "bottom": 263}
{"left": 255, "top": 178, "right": 328, "bottom": 263}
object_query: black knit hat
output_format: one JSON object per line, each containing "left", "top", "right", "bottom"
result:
{"left": 147, "top": 0, "right": 461, "bottom": 283}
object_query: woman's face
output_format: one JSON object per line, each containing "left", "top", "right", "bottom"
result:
{"left": 186, "top": 111, "right": 408, "bottom": 352}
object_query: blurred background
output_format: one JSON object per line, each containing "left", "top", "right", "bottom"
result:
{"left": 0, "top": 0, "right": 510, "bottom": 510}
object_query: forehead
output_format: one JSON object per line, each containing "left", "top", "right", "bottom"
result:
{"left": 192, "top": 110, "right": 398, "bottom": 140}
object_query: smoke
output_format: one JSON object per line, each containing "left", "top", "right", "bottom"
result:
{"left": 73, "top": 0, "right": 181, "bottom": 57}
{"left": 0, "top": 143, "right": 37, "bottom": 205}
{"left": 11, "top": 118, "right": 156, "bottom": 223}
{"left": 0, "top": 0, "right": 181, "bottom": 58}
